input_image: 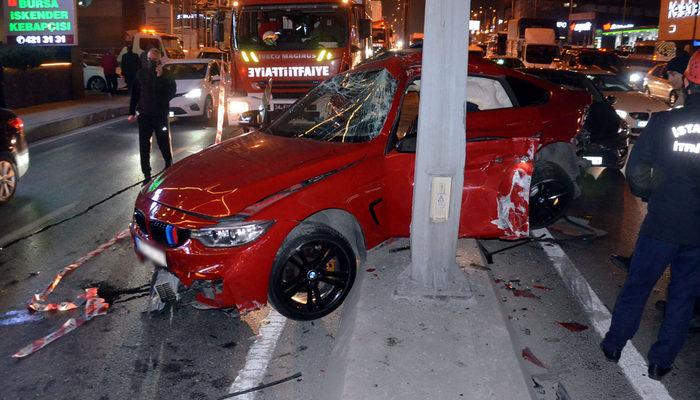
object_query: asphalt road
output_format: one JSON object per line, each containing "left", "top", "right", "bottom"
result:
{"left": 0, "top": 118, "right": 696, "bottom": 400}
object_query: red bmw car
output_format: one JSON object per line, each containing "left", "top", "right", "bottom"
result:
{"left": 131, "top": 49, "right": 589, "bottom": 320}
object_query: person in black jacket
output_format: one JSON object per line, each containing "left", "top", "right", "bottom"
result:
{"left": 128, "top": 48, "right": 177, "bottom": 183}
{"left": 601, "top": 51, "right": 700, "bottom": 381}
{"left": 120, "top": 45, "right": 141, "bottom": 91}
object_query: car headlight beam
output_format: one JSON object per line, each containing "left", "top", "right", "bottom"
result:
{"left": 629, "top": 73, "right": 641, "bottom": 83}
{"left": 192, "top": 221, "right": 273, "bottom": 247}
{"left": 615, "top": 109, "right": 628, "bottom": 120}
{"left": 185, "top": 88, "right": 203, "bottom": 99}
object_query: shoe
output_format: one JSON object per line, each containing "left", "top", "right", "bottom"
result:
{"left": 610, "top": 254, "right": 631, "bottom": 272}
{"left": 648, "top": 363, "right": 672, "bottom": 380}
{"left": 600, "top": 343, "right": 622, "bottom": 363}
{"left": 142, "top": 175, "right": 152, "bottom": 186}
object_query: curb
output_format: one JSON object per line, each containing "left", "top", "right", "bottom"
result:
{"left": 24, "top": 106, "right": 130, "bottom": 143}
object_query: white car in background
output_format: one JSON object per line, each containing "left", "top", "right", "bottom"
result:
{"left": 643, "top": 63, "right": 679, "bottom": 106}
{"left": 83, "top": 63, "right": 126, "bottom": 92}
{"left": 164, "top": 59, "right": 229, "bottom": 124}
{"left": 584, "top": 70, "right": 669, "bottom": 138}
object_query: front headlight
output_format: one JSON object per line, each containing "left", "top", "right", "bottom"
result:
{"left": 629, "top": 73, "right": 641, "bottom": 83}
{"left": 185, "top": 88, "right": 202, "bottom": 99}
{"left": 615, "top": 109, "right": 628, "bottom": 119}
{"left": 191, "top": 221, "right": 273, "bottom": 247}
{"left": 229, "top": 100, "right": 250, "bottom": 114}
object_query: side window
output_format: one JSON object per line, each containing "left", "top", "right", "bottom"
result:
{"left": 210, "top": 62, "right": 221, "bottom": 77}
{"left": 467, "top": 76, "right": 513, "bottom": 111}
{"left": 396, "top": 83, "right": 420, "bottom": 140}
{"left": 504, "top": 76, "right": 549, "bottom": 107}
{"left": 139, "top": 38, "right": 161, "bottom": 53}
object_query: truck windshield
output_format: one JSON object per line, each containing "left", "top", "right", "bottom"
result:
{"left": 267, "top": 69, "right": 397, "bottom": 143}
{"left": 525, "top": 45, "right": 559, "bottom": 64}
{"left": 237, "top": 5, "right": 348, "bottom": 50}
{"left": 163, "top": 63, "right": 208, "bottom": 80}
{"left": 162, "top": 36, "right": 185, "bottom": 59}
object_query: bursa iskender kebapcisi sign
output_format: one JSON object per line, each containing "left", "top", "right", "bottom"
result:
{"left": 5, "top": 0, "right": 78, "bottom": 45}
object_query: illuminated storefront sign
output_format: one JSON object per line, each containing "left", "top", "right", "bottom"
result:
{"left": 4, "top": 0, "right": 77, "bottom": 45}
{"left": 668, "top": 0, "right": 700, "bottom": 19}
{"left": 248, "top": 66, "right": 330, "bottom": 78}
{"left": 573, "top": 22, "right": 592, "bottom": 32}
{"left": 603, "top": 23, "right": 635, "bottom": 31}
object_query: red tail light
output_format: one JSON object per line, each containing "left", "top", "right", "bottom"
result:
{"left": 8, "top": 117, "right": 24, "bottom": 134}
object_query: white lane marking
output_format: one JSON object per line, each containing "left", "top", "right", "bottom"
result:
{"left": 31, "top": 117, "right": 127, "bottom": 149}
{"left": 228, "top": 309, "right": 288, "bottom": 399}
{"left": 0, "top": 310, "right": 44, "bottom": 327}
{"left": 534, "top": 229, "right": 674, "bottom": 400}
{"left": 0, "top": 201, "right": 79, "bottom": 246}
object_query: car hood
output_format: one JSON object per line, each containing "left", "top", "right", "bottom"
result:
{"left": 143, "top": 132, "right": 366, "bottom": 219}
{"left": 605, "top": 91, "right": 669, "bottom": 114}
{"left": 175, "top": 79, "right": 204, "bottom": 96}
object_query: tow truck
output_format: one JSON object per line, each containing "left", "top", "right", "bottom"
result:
{"left": 226, "top": 0, "right": 373, "bottom": 123}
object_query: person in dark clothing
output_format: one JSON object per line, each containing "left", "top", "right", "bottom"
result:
{"left": 102, "top": 49, "right": 119, "bottom": 95}
{"left": 120, "top": 45, "right": 141, "bottom": 91}
{"left": 128, "top": 48, "right": 177, "bottom": 183}
{"left": 601, "top": 51, "right": 700, "bottom": 381}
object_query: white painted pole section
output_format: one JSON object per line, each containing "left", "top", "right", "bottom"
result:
{"left": 409, "top": 0, "right": 470, "bottom": 291}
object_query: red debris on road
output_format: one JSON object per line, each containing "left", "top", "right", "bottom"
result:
{"left": 522, "top": 347, "right": 548, "bottom": 369}
{"left": 557, "top": 321, "right": 589, "bottom": 332}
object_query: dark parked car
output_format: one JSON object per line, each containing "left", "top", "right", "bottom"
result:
{"left": 522, "top": 68, "right": 630, "bottom": 169}
{"left": 0, "top": 109, "right": 29, "bottom": 204}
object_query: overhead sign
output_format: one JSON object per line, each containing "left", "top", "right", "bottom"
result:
{"left": 572, "top": 22, "right": 592, "bottom": 32}
{"left": 668, "top": 0, "right": 700, "bottom": 19}
{"left": 660, "top": 0, "right": 700, "bottom": 41}
{"left": 5, "top": 0, "right": 78, "bottom": 45}
{"left": 603, "top": 23, "right": 635, "bottom": 31}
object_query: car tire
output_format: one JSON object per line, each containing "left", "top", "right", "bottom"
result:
{"left": 669, "top": 90, "right": 678, "bottom": 106}
{"left": 203, "top": 96, "right": 215, "bottom": 126}
{"left": 0, "top": 156, "right": 18, "bottom": 205}
{"left": 87, "top": 76, "right": 107, "bottom": 92}
{"left": 529, "top": 161, "right": 574, "bottom": 229}
{"left": 268, "top": 224, "right": 357, "bottom": 321}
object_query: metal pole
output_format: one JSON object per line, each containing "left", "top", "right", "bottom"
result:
{"left": 398, "top": 0, "right": 471, "bottom": 298}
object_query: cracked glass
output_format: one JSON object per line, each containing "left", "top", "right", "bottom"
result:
{"left": 267, "top": 69, "right": 398, "bottom": 143}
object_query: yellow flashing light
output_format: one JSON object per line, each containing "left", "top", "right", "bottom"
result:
{"left": 318, "top": 49, "right": 333, "bottom": 62}
{"left": 241, "top": 51, "right": 250, "bottom": 62}
{"left": 250, "top": 51, "right": 259, "bottom": 63}
{"left": 141, "top": 28, "right": 157, "bottom": 34}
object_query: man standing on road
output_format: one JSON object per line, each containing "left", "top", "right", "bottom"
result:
{"left": 667, "top": 45, "right": 692, "bottom": 106}
{"left": 601, "top": 51, "right": 700, "bottom": 381}
{"left": 120, "top": 45, "right": 141, "bottom": 91}
{"left": 128, "top": 49, "right": 177, "bottom": 183}
{"left": 101, "top": 49, "right": 119, "bottom": 95}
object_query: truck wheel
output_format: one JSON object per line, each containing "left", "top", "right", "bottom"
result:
{"left": 87, "top": 76, "right": 107, "bottom": 92}
{"left": 529, "top": 161, "right": 574, "bottom": 229}
{"left": 0, "top": 156, "right": 18, "bottom": 204}
{"left": 268, "top": 224, "right": 357, "bottom": 321}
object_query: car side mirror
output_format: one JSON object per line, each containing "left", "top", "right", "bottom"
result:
{"left": 396, "top": 135, "right": 417, "bottom": 153}
{"left": 606, "top": 95, "right": 617, "bottom": 105}
{"left": 238, "top": 109, "right": 263, "bottom": 131}
{"left": 359, "top": 19, "right": 372, "bottom": 40}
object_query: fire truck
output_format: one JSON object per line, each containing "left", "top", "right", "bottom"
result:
{"left": 227, "top": 0, "right": 373, "bottom": 123}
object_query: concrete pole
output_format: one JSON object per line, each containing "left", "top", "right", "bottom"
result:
{"left": 400, "top": 0, "right": 470, "bottom": 297}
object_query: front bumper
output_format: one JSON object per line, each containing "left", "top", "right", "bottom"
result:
{"left": 130, "top": 197, "right": 297, "bottom": 311}
{"left": 169, "top": 96, "right": 205, "bottom": 118}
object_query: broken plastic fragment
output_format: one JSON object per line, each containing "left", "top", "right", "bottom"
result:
{"left": 513, "top": 289, "right": 541, "bottom": 300}
{"left": 522, "top": 347, "right": 548, "bottom": 369}
{"left": 533, "top": 285, "right": 553, "bottom": 291}
{"left": 556, "top": 321, "right": 589, "bottom": 332}
{"left": 365, "top": 268, "right": 377, "bottom": 273}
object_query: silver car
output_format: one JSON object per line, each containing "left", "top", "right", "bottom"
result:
{"left": 643, "top": 63, "right": 679, "bottom": 106}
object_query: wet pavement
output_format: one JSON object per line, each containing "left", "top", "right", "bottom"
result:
{"left": 0, "top": 120, "right": 697, "bottom": 399}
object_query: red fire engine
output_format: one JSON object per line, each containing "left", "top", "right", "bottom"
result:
{"left": 227, "top": 0, "right": 373, "bottom": 123}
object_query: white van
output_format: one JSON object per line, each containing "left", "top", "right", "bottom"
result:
{"left": 117, "top": 30, "right": 186, "bottom": 63}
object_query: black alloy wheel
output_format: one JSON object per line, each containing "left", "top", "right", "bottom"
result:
{"left": 87, "top": 76, "right": 107, "bottom": 92}
{"left": 268, "top": 225, "right": 357, "bottom": 320}
{"left": 529, "top": 161, "right": 574, "bottom": 229}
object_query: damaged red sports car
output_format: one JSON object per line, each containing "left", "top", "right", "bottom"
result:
{"left": 131, "top": 49, "right": 590, "bottom": 320}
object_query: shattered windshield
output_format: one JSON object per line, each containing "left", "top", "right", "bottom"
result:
{"left": 237, "top": 5, "right": 348, "bottom": 51}
{"left": 267, "top": 69, "right": 397, "bottom": 143}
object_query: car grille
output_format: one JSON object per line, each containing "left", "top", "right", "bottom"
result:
{"left": 134, "top": 209, "right": 190, "bottom": 248}
{"left": 629, "top": 112, "right": 650, "bottom": 121}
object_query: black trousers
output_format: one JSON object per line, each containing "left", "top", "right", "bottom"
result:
{"left": 138, "top": 115, "right": 172, "bottom": 178}
{"left": 105, "top": 73, "right": 118, "bottom": 93}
